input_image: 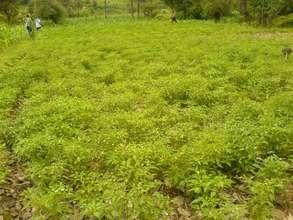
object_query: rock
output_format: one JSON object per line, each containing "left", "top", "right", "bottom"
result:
{"left": 15, "top": 202, "right": 22, "bottom": 210}
{"left": 11, "top": 208, "right": 18, "bottom": 217}
{"left": 174, "top": 196, "right": 185, "bottom": 207}
{"left": 177, "top": 207, "right": 191, "bottom": 218}
{"left": 16, "top": 174, "right": 25, "bottom": 182}
{"left": 22, "top": 211, "right": 32, "bottom": 220}
{"left": 7, "top": 201, "right": 15, "bottom": 209}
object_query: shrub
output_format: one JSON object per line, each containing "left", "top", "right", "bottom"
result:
{"left": 248, "top": 156, "right": 289, "bottom": 220}
{"left": 0, "top": 1, "right": 19, "bottom": 24}
{"left": 31, "top": 0, "right": 67, "bottom": 24}
{"left": 163, "top": 0, "right": 232, "bottom": 20}
{"left": 248, "top": 0, "right": 288, "bottom": 26}
{"left": 202, "top": 0, "right": 232, "bottom": 21}
{"left": 155, "top": 9, "right": 170, "bottom": 20}
{"left": 273, "top": 13, "right": 293, "bottom": 27}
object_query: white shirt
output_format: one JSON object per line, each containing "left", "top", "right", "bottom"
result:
{"left": 35, "top": 18, "right": 42, "bottom": 28}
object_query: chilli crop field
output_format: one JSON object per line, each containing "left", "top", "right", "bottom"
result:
{"left": 0, "top": 23, "right": 25, "bottom": 50}
{"left": 0, "top": 18, "right": 292, "bottom": 219}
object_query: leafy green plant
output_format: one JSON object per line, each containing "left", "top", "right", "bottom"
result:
{"left": 0, "top": 18, "right": 292, "bottom": 219}
{"left": 248, "top": 156, "right": 289, "bottom": 220}
{"left": 0, "top": 23, "right": 24, "bottom": 50}
{"left": 273, "top": 13, "right": 293, "bottom": 27}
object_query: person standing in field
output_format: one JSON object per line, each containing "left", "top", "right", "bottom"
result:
{"left": 171, "top": 9, "right": 177, "bottom": 23}
{"left": 24, "top": 14, "right": 33, "bottom": 36}
{"left": 35, "top": 17, "right": 42, "bottom": 31}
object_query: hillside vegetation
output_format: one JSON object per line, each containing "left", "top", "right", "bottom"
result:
{"left": 0, "top": 19, "right": 292, "bottom": 219}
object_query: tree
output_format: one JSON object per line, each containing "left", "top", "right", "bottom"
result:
{"left": 163, "top": 0, "right": 201, "bottom": 19}
{"left": 163, "top": 0, "right": 231, "bottom": 20}
{"left": 31, "top": 0, "right": 67, "bottom": 24}
{"left": 202, "top": 0, "right": 232, "bottom": 21}
{"left": 239, "top": 0, "right": 249, "bottom": 20}
{"left": 91, "top": 0, "right": 98, "bottom": 14}
{"left": 104, "top": 0, "right": 107, "bottom": 18}
{"left": 278, "top": 0, "right": 293, "bottom": 16}
{"left": 137, "top": 0, "right": 141, "bottom": 17}
{"left": 0, "top": 0, "right": 19, "bottom": 24}
{"left": 59, "top": 0, "right": 75, "bottom": 16}
{"left": 130, "top": 0, "right": 135, "bottom": 17}
{"left": 248, "top": 0, "right": 288, "bottom": 25}
{"left": 75, "top": 0, "right": 83, "bottom": 16}
{"left": 143, "top": 0, "right": 156, "bottom": 17}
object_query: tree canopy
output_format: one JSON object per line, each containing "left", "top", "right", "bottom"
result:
{"left": 0, "top": 0, "right": 20, "bottom": 23}
{"left": 0, "top": 0, "right": 292, "bottom": 25}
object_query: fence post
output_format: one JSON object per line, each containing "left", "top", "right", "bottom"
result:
{"left": 137, "top": 0, "right": 140, "bottom": 18}
{"left": 104, "top": 0, "right": 107, "bottom": 18}
{"left": 131, "top": 0, "right": 134, "bottom": 18}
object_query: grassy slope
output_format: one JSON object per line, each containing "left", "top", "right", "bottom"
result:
{"left": 0, "top": 19, "right": 292, "bottom": 219}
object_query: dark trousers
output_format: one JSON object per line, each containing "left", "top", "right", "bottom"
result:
{"left": 26, "top": 26, "right": 32, "bottom": 33}
{"left": 171, "top": 17, "right": 177, "bottom": 23}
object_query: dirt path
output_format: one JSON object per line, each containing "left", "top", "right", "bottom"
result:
{"left": 0, "top": 160, "right": 32, "bottom": 220}
{"left": 0, "top": 89, "right": 33, "bottom": 220}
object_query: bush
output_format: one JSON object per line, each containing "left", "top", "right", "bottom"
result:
{"left": 143, "top": 2, "right": 159, "bottom": 18}
{"left": 163, "top": 0, "right": 200, "bottom": 19}
{"left": 273, "top": 14, "right": 293, "bottom": 27}
{"left": 155, "top": 9, "right": 170, "bottom": 20}
{"left": 31, "top": 0, "right": 67, "bottom": 24}
{"left": 248, "top": 156, "right": 289, "bottom": 220}
{"left": 0, "top": 1, "right": 19, "bottom": 24}
{"left": 202, "top": 0, "right": 232, "bottom": 21}
{"left": 248, "top": 0, "right": 288, "bottom": 26}
{"left": 163, "top": 0, "right": 231, "bottom": 20}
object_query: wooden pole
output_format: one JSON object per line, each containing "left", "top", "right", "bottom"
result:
{"left": 104, "top": 0, "right": 107, "bottom": 18}
{"left": 261, "top": 0, "right": 264, "bottom": 25}
{"left": 137, "top": 0, "right": 140, "bottom": 18}
{"left": 131, "top": 0, "right": 134, "bottom": 18}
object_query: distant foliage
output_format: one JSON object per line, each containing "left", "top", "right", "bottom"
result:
{"left": 202, "top": 0, "right": 232, "bottom": 21}
{"left": 248, "top": 0, "right": 289, "bottom": 26}
{"left": 0, "top": 0, "right": 292, "bottom": 26}
{"left": 273, "top": 13, "right": 293, "bottom": 27}
{"left": 162, "top": 0, "right": 292, "bottom": 25}
{"left": 163, "top": 0, "right": 232, "bottom": 20}
{"left": 154, "top": 8, "right": 170, "bottom": 20}
{"left": 0, "top": 0, "right": 20, "bottom": 24}
{"left": 30, "top": 0, "right": 67, "bottom": 24}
